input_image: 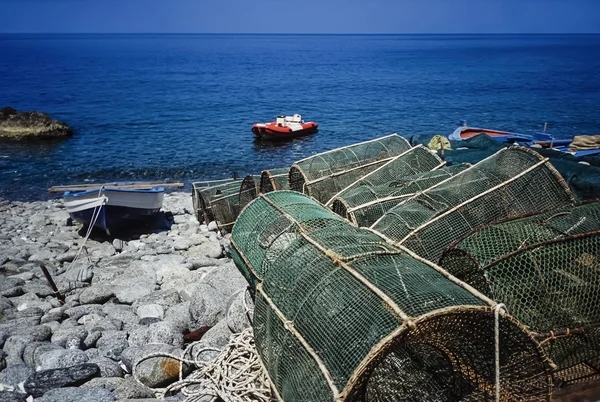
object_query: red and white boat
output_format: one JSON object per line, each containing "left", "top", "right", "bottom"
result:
{"left": 252, "top": 114, "right": 318, "bottom": 140}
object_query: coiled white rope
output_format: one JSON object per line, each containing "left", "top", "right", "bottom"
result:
{"left": 133, "top": 328, "right": 270, "bottom": 402}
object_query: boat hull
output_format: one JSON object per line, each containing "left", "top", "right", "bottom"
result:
{"left": 64, "top": 187, "right": 164, "bottom": 235}
{"left": 252, "top": 122, "right": 318, "bottom": 140}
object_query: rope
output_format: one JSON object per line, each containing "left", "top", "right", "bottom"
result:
{"left": 67, "top": 187, "right": 107, "bottom": 269}
{"left": 133, "top": 290, "right": 268, "bottom": 402}
{"left": 494, "top": 303, "right": 506, "bottom": 402}
{"left": 132, "top": 328, "right": 270, "bottom": 402}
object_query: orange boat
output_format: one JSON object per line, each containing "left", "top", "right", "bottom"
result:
{"left": 252, "top": 114, "right": 318, "bottom": 140}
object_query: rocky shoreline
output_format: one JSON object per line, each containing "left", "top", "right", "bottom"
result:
{"left": 0, "top": 192, "right": 251, "bottom": 402}
{"left": 0, "top": 107, "right": 73, "bottom": 140}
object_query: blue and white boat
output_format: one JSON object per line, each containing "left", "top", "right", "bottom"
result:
{"left": 64, "top": 186, "right": 165, "bottom": 235}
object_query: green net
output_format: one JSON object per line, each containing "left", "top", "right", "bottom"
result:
{"left": 371, "top": 146, "right": 575, "bottom": 263}
{"left": 289, "top": 134, "right": 412, "bottom": 203}
{"left": 439, "top": 202, "right": 600, "bottom": 388}
{"left": 192, "top": 179, "right": 242, "bottom": 224}
{"left": 210, "top": 174, "right": 258, "bottom": 233}
{"left": 260, "top": 168, "right": 290, "bottom": 193}
{"left": 232, "top": 191, "right": 552, "bottom": 401}
{"left": 331, "top": 164, "right": 470, "bottom": 227}
{"left": 325, "top": 145, "right": 444, "bottom": 207}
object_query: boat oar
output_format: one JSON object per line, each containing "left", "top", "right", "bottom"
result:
{"left": 40, "top": 264, "right": 65, "bottom": 304}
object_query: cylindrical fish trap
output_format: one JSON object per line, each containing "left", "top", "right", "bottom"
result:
{"left": 325, "top": 145, "right": 444, "bottom": 207}
{"left": 239, "top": 174, "right": 258, "bottom": 211}
{"left": 371, "top": 146, "right": 575, "bottom": 263}
{"left": 331, "top": 164, "right": 470, "bottom": 227}
{"left": 231, "top": 191, "right": 553, "bottom": 401}
{"left": 192, "top": 179, "right": 242, "bottom": 223}
{"left": 289, "top": 134, "right": 411, "bottom": 203}
{"left": 210, "top": 175, "right": 258, "bottom": 233}
{"left": 439, "top": 201, "right": 600, "bottom": 390}
{"left": 260, "top": 168, "right": 290, "bottom": 193}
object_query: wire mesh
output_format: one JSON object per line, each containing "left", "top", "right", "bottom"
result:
{"left": 231, "top": 191, "right": 553, "bottom": 402}
{"left": 289, "top": 134, "right": 412, "bottom": 203}
{"left": 260, "top": 168, "right": 290, "bottom": 193}
{"left": 325, "top": 145, "right": 444, "bottom": 207}
{"left": 371, "top": 146, "right": 575, "bottom": 263}
{"left": 210, "top": 174, "right": 258, "bottom": 233}
{"left": 439, "top": 202, "right": 600, "bottom": 389}
{"left": 192, "top": 179, "right": 242, "bottom": 224}
{"left": 332, "top": 164, "right": 470, "bottom": 227}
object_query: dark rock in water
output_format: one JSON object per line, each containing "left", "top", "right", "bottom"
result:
{"left": 0, "top": 106, "right": 73, "bottom": 141}
{"left": 24, "top": 363, "right": 100, "bottom": 397}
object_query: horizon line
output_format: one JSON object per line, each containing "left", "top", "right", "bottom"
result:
{"left": 1, "top": 32, "right": 599, "bottom": 35}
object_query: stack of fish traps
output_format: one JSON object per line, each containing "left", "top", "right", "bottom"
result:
{"left": 260, "top": 168, "right": 290, "bottom": 193}
{"left": 226, "top": 135, "right": 600, "bottom": 401}
{"left": 289, "top": 134, "right": 412, "bottom": 204}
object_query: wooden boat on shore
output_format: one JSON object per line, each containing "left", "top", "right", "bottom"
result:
{"left": 252, "top": 114, "right": 318, "bottom": 140}
{"left": 52, "top": 181, "right": 183, "bottom": 236}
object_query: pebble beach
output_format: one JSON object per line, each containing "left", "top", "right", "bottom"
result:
{"left": 0, "top": 192, "right": 251, "bottom": 402}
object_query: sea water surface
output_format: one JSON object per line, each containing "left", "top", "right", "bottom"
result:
{"left": 1, "top": 34, "right": 599, "bottom": 200}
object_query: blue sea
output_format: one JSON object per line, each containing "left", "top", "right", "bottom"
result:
{"left": 1, "top": 34, "right": 599, "bottom": 201}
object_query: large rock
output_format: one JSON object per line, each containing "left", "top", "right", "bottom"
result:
{"left": 79, "top": 286, "right": 114, "bottom": 305}
{"left": 22, "top": 342, "right": 63, "bottom": 368}
{"left": 188, "top": 263, "right": 248, "bottom": 328}
{"left": 37, "top": 348, "right": 89, "bottom": 370}
{"left": 187, "top": 319, "right": 232, "bottom": 363}
{"left": 38, "top": 387, "right": 114, "bottom": 402}
{"left": 226, "top": 290, "right": 253, "bottom": 333}
{"left": 88, "top": 356, "right": 123, "bottom": 378}
{"left": 81, "top": 376, "right": 123, "bottom": 392}
{"left": 120, "top": 344, "right": 187, "bottom": 388}
{"left": 128, "top": 321, "right": 183, "bottom": 348}
{"left": 96, "top": 331, "right": 128, "bottom": 361}
{"left": 101, "top": 304, "right": 138, "bottom": 329}
{"left": 0, "top": 363, "right": 34, "bottom": 388}
{"left": 0, "top": 107, "right": 73, "bottom": 140}
{"left": 24, "top": 363, "right": 100, "bottom": 397}
{"left": 113, "top": 377, "right": 155, "bottom": 399}
{"left": 186, "top": 241, "right": 223, "bottom": 260}
{"left": 50, "top": 325, "right": 88, "bottom": 348}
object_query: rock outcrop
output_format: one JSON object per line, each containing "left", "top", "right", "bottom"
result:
{"left": 0, "top": 107, "right": 73, "bottom": 140}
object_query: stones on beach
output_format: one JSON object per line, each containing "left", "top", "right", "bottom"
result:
{"left": 0, "top": 192, "right": 240, "bottom": 400}
{"left": 0, "top": 106, "right": 73, "bottom": 141}
{"left": 24, "top": 363, "right": 100, "bottom": 397}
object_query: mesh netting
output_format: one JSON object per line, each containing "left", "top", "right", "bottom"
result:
{"left": 332, "top": 164, "right": 470, "bottom": 227}
{"left": 371, "top": 146, "right": 575, "bottom": 263}
{"left": 210, "top": 175, "right": 258, "bottom": 233}
{"left": 232, "top": 191, "right": 553, "bottom": 401}
{"left": 192, "top": 179, "right": 242, "bottom": 224}
{"left": 325, "top": 145, "right": 444, "bottom": 207}
{"left": 439, "top": 202, "right": 600, "bottom": 388}
{"left": 289, "top": 134, "right": 412, "bottom": 203}
{"left": 260, "top": 168, "right": 290, "bottom": 193}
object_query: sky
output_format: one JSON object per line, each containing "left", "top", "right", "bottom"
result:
{"left": 1, "top": 0, "right": 599, "bottom": 34}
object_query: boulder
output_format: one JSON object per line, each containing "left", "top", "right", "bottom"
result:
{"left": 226, "top": 290, "right": 253, "bottom": 333}
{"left": 0, "top": 107, "right": 73, "bottom": 141}
{"left": 24, "top": 363, "right": 101, "bottom": 397}
{"left": 22, "top": 342, "right": 63, "bottom": 368}
{"left": 38, "top": 386, "right": 114, "bottom": 402}
{"left": 79, "top": 286, "right": 115, "bottom": 305}
{"left": 0, "top": 391, "right": 26, "bottom": 402}
{"left": 120, "top": 343, "right": 187, "bottom": 387}
{"left": 37, "top": 348, "right": 89, "bottom": 370}
{"left": 113, "top": 377, "right": 155, "bottom": 399}
{"left": 0, "top": 363, "right": 34, "bottom": 389}
{"left": 88, "top": 356, "right": 123, "bottom": 378}
{"left": 96, "top": 331, "right": 128, "bottom": 361}
{"left": 81, "top": 376, "right": 123, "bottom": 392}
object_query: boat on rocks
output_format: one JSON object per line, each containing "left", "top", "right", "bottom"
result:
{"left": 252, "top": 114, "right": 318, "bottom": 140}
{"left": 50, "top": 181, "right": 182, "bottom": 235}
